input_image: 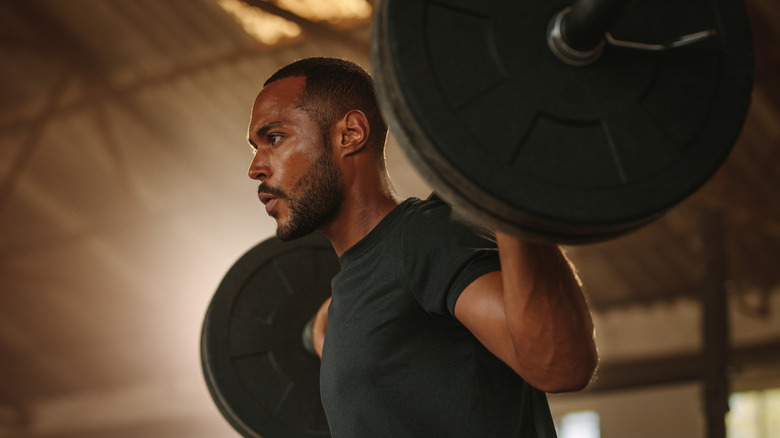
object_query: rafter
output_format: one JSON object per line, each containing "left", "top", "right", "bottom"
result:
{"left": 0, "top": 67, "right": 76, "bottom": 216}
{"left": 0, "top": 1, "right": 374, "bottom": 133}
{"left": 581, "top": 338, "right": 780, "bottom": 393}
{"left": 240, "top": 0, "right": 370, "bottom": 55}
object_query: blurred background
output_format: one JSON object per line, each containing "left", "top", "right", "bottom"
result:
{"left": 0, "top": 0, "right": 778, "bottom": 437}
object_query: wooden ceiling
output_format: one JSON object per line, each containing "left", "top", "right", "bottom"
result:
{"left": 0, "top": 0, "right": 778, "bottom": 436}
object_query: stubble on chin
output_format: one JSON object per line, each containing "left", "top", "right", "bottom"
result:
{"left": 275, "top": 151, "right": 343, "bottom": 241}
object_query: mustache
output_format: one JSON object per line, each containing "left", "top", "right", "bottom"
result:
{"left": 258, "top": 183, "right": 287, "bottom": 199}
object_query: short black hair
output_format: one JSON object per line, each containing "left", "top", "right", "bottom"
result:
{"left": 264, "top": 57, "right": 388, "bottom": 154}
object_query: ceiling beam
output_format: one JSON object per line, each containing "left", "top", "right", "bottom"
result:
{"left": 240, "top": 0, "right": 370, "bottom": 56}
{"left": 0, "top": 7, "right": 373, "bottom": 134}
{"left": 583, "top": 338, "right": 780, "bottom": 394}
{"left": 0, "top": 68, "right": 75, "bottom": 216}
{"left": 691, "top": 192, "right": 780, "bottom": 241}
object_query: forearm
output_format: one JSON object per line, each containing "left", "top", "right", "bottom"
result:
{"left": 496, "top": 232, "right": 597, "bottom": 392}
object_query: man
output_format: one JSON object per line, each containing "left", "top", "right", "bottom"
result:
{"left": 248, "top": 57, "right": 597, "bottom": 437}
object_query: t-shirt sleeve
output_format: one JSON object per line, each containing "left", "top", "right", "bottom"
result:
{"left": 402, "top": 201, "right": 501, "bottom": 317}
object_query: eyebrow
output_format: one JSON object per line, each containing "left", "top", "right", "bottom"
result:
{"left": 257, "top": 121, "right": 282, "bottom": 137}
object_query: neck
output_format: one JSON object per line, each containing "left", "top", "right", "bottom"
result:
{"left": 320, "top": 168, "right": 403, "bottom": 257}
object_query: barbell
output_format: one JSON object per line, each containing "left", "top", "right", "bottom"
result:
{"left": 202, "top": 232, "right": 336, "bottom": 437}
{"left": 203, "top": 0, "right": 754, "bottom": 435}
{"left": 372, "top": 0, "right": 753, "bottom": 243}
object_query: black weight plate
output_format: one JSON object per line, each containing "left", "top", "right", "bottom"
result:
{"left": 372, "top": 0, "right": 754, "bottom": 243}
{"left": 201, "top": 232, "right": 338, "bottom": 437}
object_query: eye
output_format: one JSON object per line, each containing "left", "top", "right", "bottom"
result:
{"left": 269, "top": 134, "right": 282, "bottom": 145}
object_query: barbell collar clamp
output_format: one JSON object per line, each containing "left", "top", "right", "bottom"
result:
{"left": 604, "top": 29, "right": 719, "bottom": 52}
{"left": 548, "top": 7, "right": 605, "bottom": 67}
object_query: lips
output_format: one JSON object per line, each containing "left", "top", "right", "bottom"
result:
{"left": 258, "top": 193, "right": 278, "bottom": 214}
{"left": 264, "top": 198, "right": 278, "bottom": 215}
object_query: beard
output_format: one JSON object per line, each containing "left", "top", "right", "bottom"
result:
{"left": 260, "top": 147, "right": 345, "bottom": 241}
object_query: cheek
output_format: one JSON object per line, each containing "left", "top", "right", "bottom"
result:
{"left": 278, "top": 148, "right": 320, "bottom": 188}
{"left": 273, "top": 154, "right": 305, "bottom": 187}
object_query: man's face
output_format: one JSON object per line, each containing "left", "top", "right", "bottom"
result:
{"left": 247, "top": 77, "right": 344, "bottom": 240}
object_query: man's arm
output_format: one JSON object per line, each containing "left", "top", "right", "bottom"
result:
{"left": 453, "top": 231, "right": 597, "bottom": 393}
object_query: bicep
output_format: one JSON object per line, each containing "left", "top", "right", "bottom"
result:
{"left": 453, "top": 271, "right": 521, "bottom": 373}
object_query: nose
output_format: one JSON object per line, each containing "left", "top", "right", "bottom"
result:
{"left": 248, "top": 149, "right": 272, "bottom": 181}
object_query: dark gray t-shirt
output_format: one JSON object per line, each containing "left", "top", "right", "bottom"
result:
{"left": 320, "top": 198, "right": 556, "bottom": 437}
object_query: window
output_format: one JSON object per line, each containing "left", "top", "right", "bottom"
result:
{"left": 728, "top": 388, "right": 780, "bottom": 438}
{"left": 556, "top": 410, "right": 601, "bottom": 438}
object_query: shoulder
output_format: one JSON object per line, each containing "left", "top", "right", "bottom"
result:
{"left": 399, "top": 197, "right": 500, "bottom": 316}
{"left": 401, "top": 197, "right": 458, "bottom": 227}
{"left": 401, "top": 197, "right": 495, "bottom": 246}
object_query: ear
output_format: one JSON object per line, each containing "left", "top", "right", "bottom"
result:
{"left": 333, "top": 110, "right": 370, "bottom": 157}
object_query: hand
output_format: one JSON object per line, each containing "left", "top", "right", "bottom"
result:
{"left": 311, "top": 296, "right": 331, "bottom": 358}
